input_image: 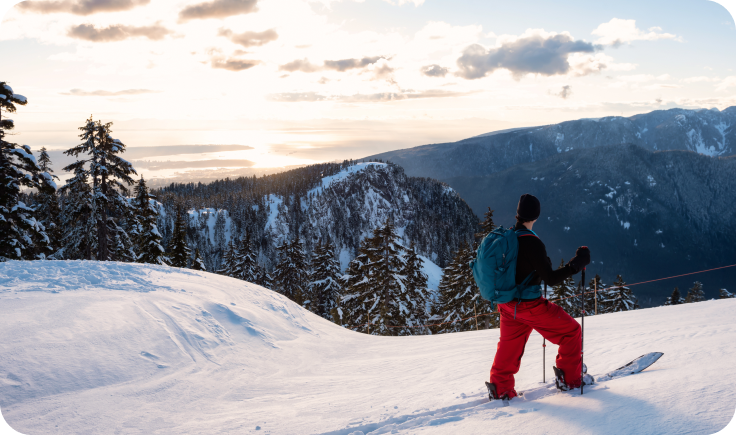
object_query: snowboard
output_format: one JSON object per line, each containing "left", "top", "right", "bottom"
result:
{"left": 485, "top": 352, "right": 664, "bottom": 406}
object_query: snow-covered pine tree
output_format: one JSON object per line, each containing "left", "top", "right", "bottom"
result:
{"left": 133, "top": 176, "right": 167, "bottom": 265}
{"left": 603, "top": 275, "right": 637, "bottom": 312}
{"left": 255, "top": 266, "right": 273, "bottom": 289}
{"left": 718, "top": 288, "right": 735, "bottom": 299}
{"left": 110, "top": 217, "right": 136, "bottom": 262}
{"left": 684, "top": 281, "right": 705, "bottom": 303}
{"left": 551, "top": 259, "right": 579, "bottom": 316}
{"left": 664, "top": 287, "right": 683, "bottom": 306}
{"left": 476, "top": 207, "right": 496, "bottom": 239}
{"left": 336, "top": 245, "right": 369, "bottom": 328}
{"left": 63, "top": 116, "right": 136, "bottom": 261}
{"left": 273, "top": 237, "right": 308, "bottom": 305}
{"left": 339, "top": 222, "right": 424, "bottom": 336}
{"left": 402, "top": 242, "right": 429, "bottom": 332}
{"left": 234, "top": 231, "right": 259, "bottom": 282}
{"left": 217, "top": 241, "right": 236, "bottom": 276}
{"left": 191, "top": 247, "right": 206, "bottom": 271}
{"left": 0, "top": 82, "right": 55, "bottom": 261}
{"left": 35, "top": 146, "right": 62, "bottom": 255}
{"left": 431, "top": 241, "right": 494, "bottom": 334}
{"left": 306, "top": 240, "right": 343, "bottom": 320}
{"left": 167, "top": 206, "right": 190, "bottom": 268}
{"left": 59, "top": 166, "right": 97, "bottom": 259}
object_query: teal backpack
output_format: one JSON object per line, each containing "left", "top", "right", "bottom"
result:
{"left": 470, "top": 226, "right": 542, "bottom": 304}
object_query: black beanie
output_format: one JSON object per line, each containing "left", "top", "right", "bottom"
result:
{"left": 517, "top": 193, "right": 540, "bottom": 221}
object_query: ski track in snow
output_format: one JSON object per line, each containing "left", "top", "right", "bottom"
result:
{"left": 1, "top": 261, "right": 735, "bottom": 435}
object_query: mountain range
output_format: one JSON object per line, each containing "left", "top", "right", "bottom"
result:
{"left": 370, "top": 106, "right": 736, "bottom": 180}
{"left": 368, "top": 107, "right": 736, "bottom": 305}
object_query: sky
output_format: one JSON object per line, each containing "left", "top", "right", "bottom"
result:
{"left": 0, "top": 0, "right": 735, "bottom": 181}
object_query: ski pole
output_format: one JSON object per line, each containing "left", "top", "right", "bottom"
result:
{"left": 543, "top": 283, "right": 547, "bottom": 383}
{"left": 581, "top": 267, "right": 586, "bottom": 395}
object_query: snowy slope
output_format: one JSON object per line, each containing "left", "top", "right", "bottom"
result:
{"left": 1, "top": 261, "right": 735, "bottom": 435}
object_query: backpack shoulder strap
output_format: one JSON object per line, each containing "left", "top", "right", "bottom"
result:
{"left": 515, "top": 228, "right": 540, "bottom": 240}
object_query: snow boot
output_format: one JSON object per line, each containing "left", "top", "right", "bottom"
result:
{"left": 485, "top": 382, "right": 518, "bottom": 404}
{"left": 552, "top": 364, "right": 594, "bottom": 391}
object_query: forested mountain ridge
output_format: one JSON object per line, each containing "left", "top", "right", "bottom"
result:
{"left": 444, "top": 144, "right": 736, "bottom": 305}
{"left": 368, "top": 106, "right": 736, "bottom": 180}
{"left": 154, "top": 161, "right": 478, "bottom": 274}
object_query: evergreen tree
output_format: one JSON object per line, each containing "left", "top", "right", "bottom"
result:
{"left": 167, "top": 206, "right": 190, "bottom": 267}
{"left": 664, "top": 287, "right": 683, "bottom": 306}
{"left": 306, "top": 240, "right": 343, "bottom": 320}
{"left": 684, "top": 281, "right": 705, "bottom": 303}
{"left": 234, "top": 231, "right": 259, "bottom": 282}
{"left": 339, "top": 222, "right": 425, "bottom": 336}
{"left": 63, "top": 116, "right": 136, "bottom": 261}
{"left": 217, "top": 241, "right": 236, "bottom": 276}
{"left": 133, "top": 176, "right": 166, "bottom": 265}
{"left": 403, "top": 242, "right": 429, "bottom": 331}
{"left": 718, "top": 288, "right": 734, "bottom": 299}
{"left": 476, "top": 207, "right": 496, "bottom": 239}
{"left": 110, "top": 216, "right": 136, "bottom": 262}
{"left": 0, "top": 82, "right": 55, "bottom": 260}
{"left": 602, "top": 275, "right": 637, "bottom": 312}
{"left": 59, "top": 166, "right": 97, "bottom": 259}
{"left": 255, "top": 266, "right": 273, "bottom": 289}
{"left": 191, "top": 247, "right": 206, "bottom": 271}
{"left": 551, "top": 259, "right": 579, "bottom": 316}
{"left": 431, "top": 241, "right": 495, "bottom": 334}
{"left": 273, "top": 237, "right": 308, "bottom": 304}
{"left": 35, "top": 147, "right": 62, "bottom": 256}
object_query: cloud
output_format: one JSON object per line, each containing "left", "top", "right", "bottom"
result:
{"left": 279, "top": 59, "right": 322, "bottom": 73}
{"left": 178, "top": 0, "right": 258, "bottom": 22}
{"left": 323, "top": 56, "right": 384, "bottom": 72}
{"left": 61, "top": 88, "right": 161, "bottom": 96}
{"left": 218, "top": 28, "right": 278, "bottom": 47}
{"left": 716, "top": 76, "right": 736, "bottom": 91}
{"left": 370, "top": 59, "right": 396, "bottom": 84}
{"left": 592, "top": 18, "right": 679, "bottom": 46}
{"left": 131, "top": 159, "right": 255, "bottom": 170}
{"left": 383, "top": 0, "right": 425, "bottom": 5}
{"left": 210, "top": 57, "right": 259, "bottom": 71}
{"left": 455, "top": 30, "right": 598, "bottom": 80}
{"left": 420, "top": 64, "right": 449, "bottom": 77}
{"left": 67, "top": 23, "right": 172, "bottom": 42}
{"left": 278, "top": 56, "right": 386, "bottom": 74}
{"left": 616, "top": 74, "right": 671, "bottom": 82}
{"left": 122, "top": 145, "right": 254, "bottom": 160}
{"left": 680, "top": 76, "right": 720, "bottom": 83}
{"left": 553, "top": 85, "right": 572, "bottom": 99}
{"left": 17, "top": 0, "right": 149, "bottom": 15}
{"left": 268, "top": 89, "right": 476, "bottom": 103}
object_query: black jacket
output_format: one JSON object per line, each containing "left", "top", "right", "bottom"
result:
{"left": 514, "top": 222, "right": 574, "bottom": 288}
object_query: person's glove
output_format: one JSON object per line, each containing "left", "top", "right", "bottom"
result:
{"left": 567, "top": 246, "right": 590, "bottom": 274}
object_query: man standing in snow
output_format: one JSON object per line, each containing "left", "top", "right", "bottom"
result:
{"left": 488, "top": 194, "right": 593, "bottom": 400}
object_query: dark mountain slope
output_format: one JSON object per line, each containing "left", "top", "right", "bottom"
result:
{"left": 369, "top": 106, "right": 736, "bottom": 180}
{"left": 444, "top": 144, "right": 736, "bottom": 305}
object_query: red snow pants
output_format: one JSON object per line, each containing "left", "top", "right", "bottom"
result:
{"left": 490, "top": 297, "right": 581, "bottom": 397}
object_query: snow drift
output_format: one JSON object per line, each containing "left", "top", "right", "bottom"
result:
{"left": 1, "top": 261, "right": 735, "bottom": 434}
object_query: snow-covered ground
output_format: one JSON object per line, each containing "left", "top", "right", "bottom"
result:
{"left": 1, "top": 261, "right": 735, "bottom": 435}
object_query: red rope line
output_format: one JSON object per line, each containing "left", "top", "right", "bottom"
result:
{"left": 343, "top": 263, "right": 736, "bottom": 330}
